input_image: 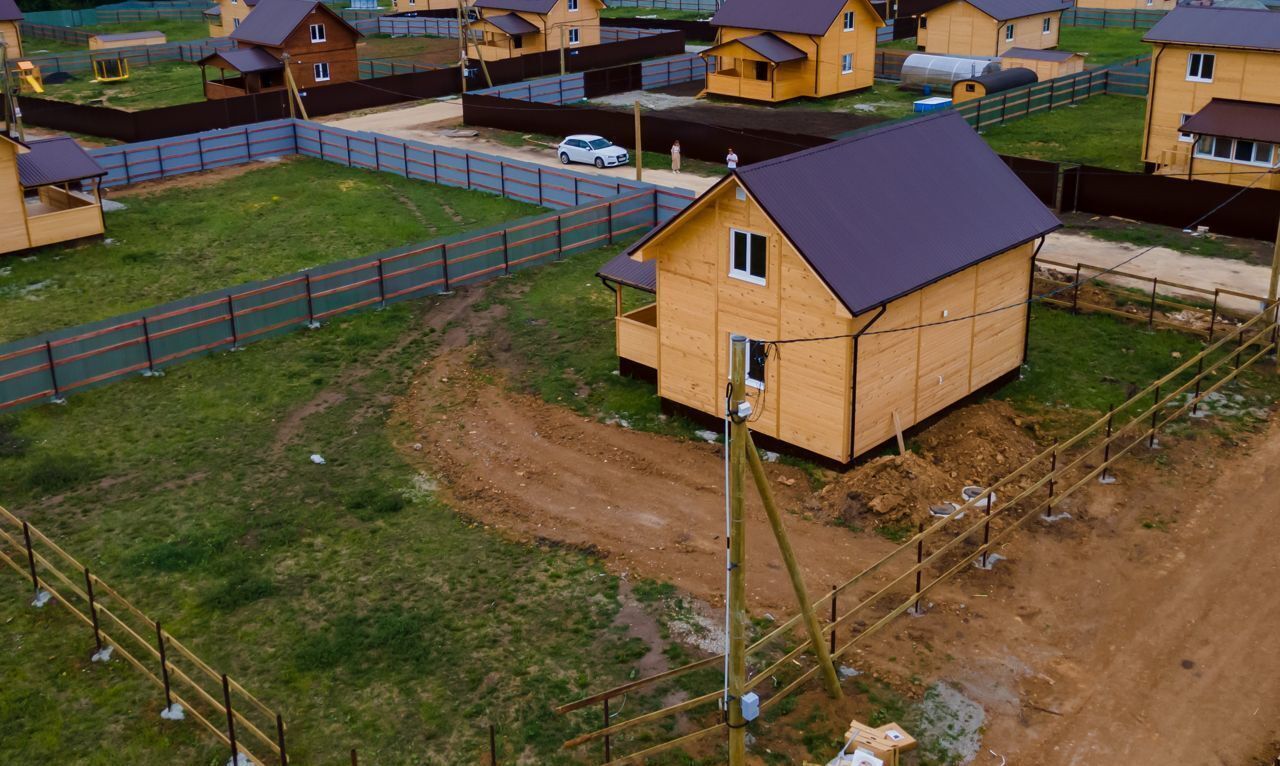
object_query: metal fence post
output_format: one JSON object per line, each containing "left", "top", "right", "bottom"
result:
{"left": 376, "top": 258, "right": 387, "bottom": 307}
{"left": 606, "top": 200, "right": 615, "bottom": 243}
{"left": 1191, "top": 356, "right": 1205, "bottom": 416}
{"left": 1045, "top": 443, "right": 1058, "bottom": 519}
{"left": 602, "top": 698, "right": 612, "bottom": 761}
{"left": 536, "top": 167, "right": 544, "bottom": 206}
{"left": 555, "top": 214, "right": 564, "bottom": 259}
{"left": 489, "top": 723, "right": 497, "bottom": 766}
{"left": 980, "top": 493, "right": 992, "bottom": 568}
{"left": 84, "top": 568, "right": 102, "bottom": 650}
{"left": 1100, "top": 404, "right": 1115, "bottom": 482}
{"left": 913, "top": 521, "right": 925, "bottom": 614}
{"left": 277, "top": 713, "right": 288, "bottom": 766}
{"left": 222, "top": 674, "right": 239, "bottom": 763}
{"left": 441, "top": 243, "right": 452, "bottom": 292}
{"left": 44, "top": 341, "right": 62, "bottom": 402}
{"left": 829, "top": 585, "right": 837, "bottom": 654}
{"left": 1148, "top": 277, "right": 1158, "bottom": 326}
{"left": 1149, "top": 384, "right": 1160, "bottom": 448}
{"left": 22, "top": 522, "right": 39, "bottom": 595}
{"left": 1071, "top": 264, "right": 1082, "bottom": 314}
{"left": 156, "top": 621, "right": 173, "bottom": 710}
{"left": 226, "top": 295, "right": 240, "bottom": 349}
{"left": 141, "top": 316, "right": 157, "bottom": 375}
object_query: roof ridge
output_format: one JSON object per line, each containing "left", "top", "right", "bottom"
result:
{"left": 736, "top": 111, "right": 952, "bottom": 175}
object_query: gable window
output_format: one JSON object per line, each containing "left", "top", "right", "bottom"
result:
{"left": 843, "top": 10, "right": 855, "bottom": 30}
{"left": 965, "top": 83, "right": 976, "bottom": 92}
{"left": 1195, "top": 135, "right": 1277, "bottom": 167}
{"left": 841, "top": 52, "right": 853, "bottom": 74}
{"left": 1004, "top": 24, "right": 1014, "bottom": 41}
{"left": 313, "top": 61, "right": 330, "bottom": 81}
{"left": 568, "top": 0, "right": 579, "bottom": 10}
{"left": 1042, "top": 17, "right": 1051, "bottom": 34}
{"left": 1178, "top": 113, "right": 1194, "bottom": 142}
{"left": 568, "top": 27, "right": 580, "bottom": 44}
{"left": 1186, "top": 52, "right": 1214, "bottom": 82}
{"left": 730, "top": 229, "right": 767, "bottom": 285}
{"left": 309, "top": 23, "right": 326, "bottom": 42}
{"left": 919, "top": 16, "right": 927, "bottom": 28}
{"left": 233, "top": 16, "right": 240, "bottom": 27}
{"left": 409, "top": 0, "right": 415, "bottom": 5}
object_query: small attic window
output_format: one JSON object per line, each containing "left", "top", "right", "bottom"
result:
{"left": 735, "top": 186, "right": 746, "bottom": 201}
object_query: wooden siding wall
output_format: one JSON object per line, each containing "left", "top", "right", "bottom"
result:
{"left": 0, "top": 142, "right": 29, "bottom": 256}
{"left": 0, "top": 20, "right": 22, "bottom": 57}
{"left": 211, "top": 0, "right": 253, "bottom": 38}
{"left": 1001, "top": 54, "right": 1082, "bottom": 81}
{"left": 1143, "top": 43, "right": 1280, "bottom": 188}
{"left": 647, "top": 182, "right": 857, "bottom": 461}
{"left": 919, "top": 1, "right": 1061, "bottom": 57}
{"left": 278, "top": 6, "right": 361, "bottom": 89}
{"left": 852, "top": 243, "right": 1031, "bottom": 456}
{"left": 476, "top": 0, "right": 603, "bottom": 58}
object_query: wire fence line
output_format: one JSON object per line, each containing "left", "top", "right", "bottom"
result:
{"left": 0, "top": 119, "right": 696, "bottom": 413}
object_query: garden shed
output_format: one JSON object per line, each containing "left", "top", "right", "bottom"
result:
{"left": 89, "top": 30, "right": 168, "bottom": 50}
{"left": 1000, "top": 46, "right": 1082, "bottom": 79}
{"left": 0, "top": 134, "right": 107, "bottom": 256}
{"left": 598, "top": 111, "right": 1060, "bottom": 464}
{"left": 951, "top": 65, "right": 1036, "bottom": 102}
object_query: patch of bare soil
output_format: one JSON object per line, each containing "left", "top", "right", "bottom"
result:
{"left": 108, "top": 156, "right": 296, "bottom": 199}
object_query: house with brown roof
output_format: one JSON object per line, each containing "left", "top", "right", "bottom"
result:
{"left": 914, "top": 0, "right": 1072, "bottom": 57}
{"left": 1, "top": 134, "right": 108, "bottom": 256}
{"left": 700, "top": 0, "right": 884, "bottom": 102}
{"left": 597, "top": 112, "right": 1060, "bottom": 463}
{"left": 197, "top": 0, "right": 362, "bottom": 99}
{"left": 1000, "top": 46, "right": 1082, "bottom": 79}
{"left": 207, "top": 0, "right": 258, "bottom": 37}
{"left": 0, "top": 0, "right": 23, "bottom": 57}
{"left": 469, "top": 0, "right": 604, "bottom": 61}
{"left": 1141, "top": 6, "right": 1280, "bottom": 189}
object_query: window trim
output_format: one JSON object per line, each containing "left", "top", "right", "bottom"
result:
{"left": 567, "top": 26, "right": 580, "bottom": 44}
{"left": 1004, "top": 23, "right": 1014, "bottom": 41}
{"left": 1177, "top": 113, "right": 1194, "bottom": 143}
{"left": 1042, "top": 17, "right": 1051, "bottom": 34}
{"left": 729, "top": 336, "right": 768, "bottom": 391}
{"left": 843, "top": 10, "right": 855, "bottom": 30}
{"left": 841, "top": 52, "right": 853, "bottom": 74}
{"left": 919, "top": 16, "right": 926, "bottom": 28}
{"left": 313, "top": 61, "right": 330, "bottom": 81}
{"left": 728, "top": 228, "right": 768, "bottom": 286}
{"left": 1186, "top": 51, "right": 1214, "bottom": 83}
{"left": 309, "top": 22, "right": 326, "bottom": 42}
{"left": 1194, "top": 135, "right": 1277, "bottom": 168}
{"left": 568, "top": 0, "right": 579, "bottom": 11}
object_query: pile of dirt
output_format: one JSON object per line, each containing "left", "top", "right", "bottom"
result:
{"left": 912, "top": 400, "right": 1040, "bottom": 487}
{"left": 816, "top": 452, "right": 957, "bottom": 528}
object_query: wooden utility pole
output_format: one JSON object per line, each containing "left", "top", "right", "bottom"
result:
{"left": 1, "top": 41, "right": 11, "bottom": 139}
{"left": 633, "top": 100, "right": 643, "bottom": 182}
{"left": 727, "top": 335, "right": 749, "bottom": 766}
{"left": 459, "top": 0, "right": 492, "bottom": 88}
{"left": 456, "top": 1, "right": 468, "bottom": 93}
{"left": 559, "top": 25, "right": 566, "bottom": 77}
{"left": 282, "top": 54, "right": 308, "bottom": 120}
{"left": 1269, "top": 214, "right": 1280, "bottom": 334}
{"left": 745, "top": 431, "right": 843, "bottom": 700}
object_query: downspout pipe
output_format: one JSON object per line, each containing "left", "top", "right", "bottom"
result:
{"left": 848, "top": 303, "right": 888, "bottom": 463}
{"left": 1021, "top": 235, "right": 1047, "bottom": 365}
{"left": 1142, "top": 43, "right": 1165, "bottom": 172}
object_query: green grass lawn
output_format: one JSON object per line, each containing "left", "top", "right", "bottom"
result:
{"left": 1059, "top": 26, "right": 1151, "bottom": 66}
{"left": 0, "top": 157, "right": 543, "bottom": 343}
{"left": 877, "top": 36, "right": 918, "bottom": 50}
{"left": 980, "top": 94, "right": 1146, "bottom": 171}
{"left": 24, "top": 19, "right": 213, "bottom": 55}
{"left": 39, "top": 60, "right": 206, "bottom": 110}
{"left": 20, "top": 35, "right": 87, "bottom": 54}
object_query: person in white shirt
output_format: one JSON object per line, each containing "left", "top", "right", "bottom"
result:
{"left": 670, "top": 140, "right": 681, "bottom": 173}
{"left": 726, "top": 148, "right": 739, "bottom": 170}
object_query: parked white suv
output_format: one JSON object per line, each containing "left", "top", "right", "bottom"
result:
{"left": 557, "top": 134, "right": 630, "bottom": 168}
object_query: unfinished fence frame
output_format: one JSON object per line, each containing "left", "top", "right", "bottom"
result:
{"left": 555, "top": 301, "right": 1280, "bottom": 765}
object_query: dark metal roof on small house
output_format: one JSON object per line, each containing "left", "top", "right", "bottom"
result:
{"left": 1181, "top": 99, "right": 1280, "bottom": 144}
{"left": 1002, "top": 47, "right": 1079, "bottom": 62}
{"left": 203, "top": 5, "right": 222, "bottom": 16}
{"left": 598, "top": 251, "right": 657, "bottom": 292}
{"left": 231, "top": 0, "right": 361, "bottom": 47}
{"left": 485, "top": 11, "right": 541, "bottom": 35}
{"left": 918, "top": 0, "right": 1070, "bottom": 20}
{"left": 91, "top": 31, "right": 165, "bottom": 42}
{"left": 16, "top": 137, "right": 107, "bottom": 188}
{"left": 201, "top": 46, "right": 284, "bottom": 72}
{"left": 0, "top": 0, "right": 24, "bottom": 21}
{"left": 958, "top": 66, "right": 1037, "bottom": 93}
{"left": 474, "top": 0, "right": 559, "bottom": 14}
{"left": 628, "top": 111, "right": 1061, "bottom": 317}
{"left": 1143, "top": 6, "right": 1280, "bottom": 51}
{"left": 708, "top": 32, "right": 808, "bottom": 63}
{"left": 710, "top": 0, "right": 852, "bottom": 36}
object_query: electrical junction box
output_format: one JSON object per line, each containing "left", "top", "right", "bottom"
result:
{"left": 740, "top": 692, "right": 760, "bottom": 722}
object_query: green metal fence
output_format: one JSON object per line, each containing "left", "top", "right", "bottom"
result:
{"left": 1061, "top": 7, "right": 1167, "bottom": 29}
{"left": 955, "top": 58, "right": 1150, "bottom": 131}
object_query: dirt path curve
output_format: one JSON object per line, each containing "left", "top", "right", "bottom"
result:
{"left": 1040, "top": 232, "right": 1274, "bottom": 313}
{"left": 978, "top": 420, "right": 1280, "bottom": 765}
{"left": 392, "top": 288, "right": 897, "bottom": 613}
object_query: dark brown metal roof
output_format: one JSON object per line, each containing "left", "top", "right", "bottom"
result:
{"left": 958, "top": 66, "right": 1037, "bottom": 93}
{"left": 1002, "top": 46, "right": 1079, "bottom": 62}
{"left": 200, "top": 47, "right": 284, "bottom": 72}
{"left": 1143, "top": 6, "right": 1280, "bottom": 51}
{"left": 16, "top": 137, "right": 107, "bottom": 188}
{"left": 630, "top": 112, "right": 1060, "bottom": 317}
{"left": 485, "top": 11, "right": 540, "bottom": 35}
{"left": 231, "top": 0, "right": 361, "bottom": 47}
{"left": 916, "top": 0, "right": 1070, "bottom": 20}
{"left": 710, "top": 0, "right": 853, "bottom": 36}
{"left": 474, "top": 0, "right": 558, "bottom": 14}
{"left": 597, "top": 251, "right": 656, "bottom": 292}
{"left": 706, "top": 32, "right": 808, "bottom": 63}
{"left": 1181, "top": 99, "right": 1280, "bottom": 144}
{"left": 0, "top": 0, "right": 23, "bottom": 21}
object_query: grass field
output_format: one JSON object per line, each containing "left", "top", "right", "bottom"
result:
{"left": 357, "top": 33, "right": 459, "bottom": 67}
{"left": 0, "top": 157, "right": 544, "bottom": 344}
{"left": 791, "top": 81, "right": 921, "bottom": 120}
{"left": 980, "top": 94, "right": 1146, "bottom": 171}
{"left": 24, "top": 19, "right": 213, "bottom": 54}
{"left": 39, "top": 60, "right": 207, "bottom": 110}
{"left": 1059, "top": 27, "right": 1150, "bottom": 66}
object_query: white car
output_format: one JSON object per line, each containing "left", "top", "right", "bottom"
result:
{"left": 557, "top": 134, "right": 630, "bottom": 169}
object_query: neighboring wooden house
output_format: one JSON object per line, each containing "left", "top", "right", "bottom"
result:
{"left": 207, "top": 0, "right": 259, "bottom": 37}
{"left": 915, "top": 0, "right": 1071, "bottom": 57}
{"left": 1, "top": 134, "right": 108, "bottom": 256}
{"left": 197, "top": 0, "right": 362, "bottom": 98}
{"left": 598, "top": 112, "right": 1060, "bottom": 464}
{"left": 699, "top": 0, "right": 884, "bottom": 102}
{"left": 1141, "top": 6, "right": 1280, "bottom": 189}
{"left": 469, "top": 0, "right": 603, "bottom": 61}
{"left": 951, "top": 65, "right": 1035, "bottom": 102}
{"left": 89, "top": 31, "right": 168, "bottom": 50}
{"left": 391, "top": 0, "right": 460, "bottom": 11}
{"left": 1000, "top": 46, "right": 1082, "bottom": 79}
{"left": 0, "top": 0, "right": 22, "bottom": 58}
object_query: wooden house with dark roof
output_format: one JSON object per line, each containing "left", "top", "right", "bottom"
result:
{"left": 1, "top": 134, "right": 108, "bottom": 256}
{"left": 701, "top": 0, "right": 885, "bottom": 102}
{"left": 469, "top": 0, "right": 604, "bottom": 61}
{"left": 914, "top": 0, "right": 1071, "bottom": 56}
{"left": 197, "top": 0, "right": 362, "bottom": 98}
{"left": 598, "top": 111, "right": 1060, "bottom": 463}
{"left": 206, "top": 0, "right": 259, "bottom": 37}
{"left": 0, "top": 0, "right": 23, "bottom": 58}
{"left": 1000, "top": 46, "right": 1081, "bottom": 79}
{"left": 1141, "top": 6, "right": 1280, "bottom": 189}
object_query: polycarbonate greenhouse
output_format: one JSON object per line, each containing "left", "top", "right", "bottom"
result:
{"left": 899, "top": 53, "right": 1000, "bottom": 91}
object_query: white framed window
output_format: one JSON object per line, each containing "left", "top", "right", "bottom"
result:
{"left": 1194, "top": 135, "right": 1277, "bottom": 167}
{"left": 1004, "top": 24, "right": 1014, "bottom": 41}
{"left": 313, "top": 61, "right": 330, "bottom": 81}
{"left": 409, "top": 0, "right": 416, "bottom": 5}
{"left": 729, "top": 229, "right": 767, "bottom": 285}
{"left": 841, "top": 52, "right": 853, "bottom": 73}
{"left": 843, "top": 10, "right": 855, "bottom": 30}
{"left": 1186, "top": 52, "right": 1214, "bottom": 82}
{"left": 568, "top": 0, "right": 579, "bottom": 10}
{"left": 231, "top": 0, "right": 237, "bottom": 5}
{"left": 309, "top": 23, "right": 326, "bottom": 42}
{"left": 729, "top": 337, "right": 768, "bottom": 390}
{"left": 1178, "top": 113, "right": 1194, "bottom": 142}
{"left": 568, "top": 27, "right": 580, "bottom": 44}
{"left": 1042, "top": 17, "right": 1051, "bottom": 34}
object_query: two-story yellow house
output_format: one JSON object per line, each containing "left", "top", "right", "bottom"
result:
{"left": 1141, "top": 6, "right": 1280, "bottom": 189}
{"left": 469, "top": 0, "right": 603, "bottom": 61}
{"left": 916, "top": 0, "right": 1071, "bottom": 57}
{"left": 598, "top": 111, "right": 1060, "bottom": 464}
{"left": 0, "top": 0, "right": 22, "bottom": 57}
{"left": 207, "top": 0, "right": 258, "bottom": 37}
{"left": 700, "top": 0, "right": 884, "bottom": 102}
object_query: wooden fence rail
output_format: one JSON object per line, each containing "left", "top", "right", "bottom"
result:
{"left": 555, "top": 300, "right": 1280, "bottom": 764}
